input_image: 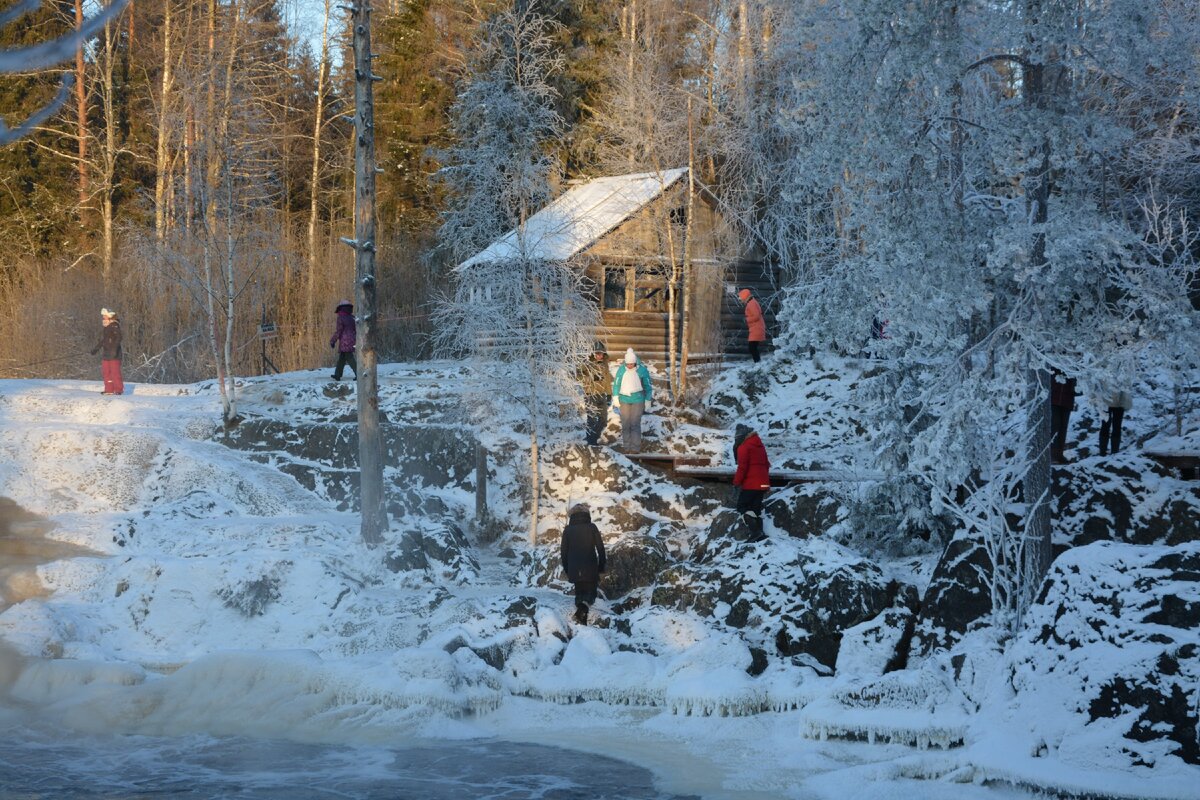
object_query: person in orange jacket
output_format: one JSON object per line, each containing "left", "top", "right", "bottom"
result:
{"left": 733, "top": 423, "right": 770, "bottom": 536}
{"left": 738, "top": 288, "right": 767, "bottom": 363}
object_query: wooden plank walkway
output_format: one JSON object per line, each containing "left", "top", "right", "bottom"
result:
{"left": 673, "top": 465, "right": 886, "bottom": 485}
{"left": 621, "top": 452, "right": 885, "bottom": 485}
{"left": 1143, "top": 450, "right": 1200, "bottom": 479}
{"left": 624, "top": 452, "right": 712, "bottom": 467}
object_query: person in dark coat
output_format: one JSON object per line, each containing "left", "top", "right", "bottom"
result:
{"left": 733, "top": 424, "right": 770, "bottom": 537}
{"left": 738, "top": 288, "right": 767, "bottom": 363}
{"left": 329, "top": 300, "right": 357, "bottom": 380}
{"left": 579, "top": 342, "right": 611, "bottom": 446}
{"left": 90, "top": 308, "right": 124, "bottom": 395}
{"left": 560, "top": 503, "right": 606, "bottom": 625}
{"left": 1050, "top": 372, "right": 1077, "bottom": 464}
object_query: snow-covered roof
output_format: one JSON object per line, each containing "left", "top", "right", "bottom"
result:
{"left": 457, "top": 168, "right": 688, "bottom": 269}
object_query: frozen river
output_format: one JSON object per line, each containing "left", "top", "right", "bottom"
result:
{"left": 0, "top": 726, "right": 696, "bottom": 800}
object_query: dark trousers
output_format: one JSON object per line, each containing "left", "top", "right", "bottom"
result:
{"left": 573, "top": 579, "right": 598, "bottom": 619}
{"left": 1051, "top": 405, "right": 1072, "bottom": 462}
{"left": 585, "top": 394, "right": 609, "bottom": 445}
{"left": 333, "top": 351, "right": 357, "bottom": 379}
{"left": 748, "top": 341, "right": 761, "bottom": 363}
{"left": 1099, "top": 407, "right": 1125, "bottom": 455}
{"left": 736, "top": 488, "right": 766, "bottom": 534}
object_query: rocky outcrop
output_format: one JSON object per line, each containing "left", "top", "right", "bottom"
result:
{"left": 764, "top": 485, "right": 840, "bottom": 538}
{"left": 835, "top": 607, "right": 914, "bottom": 678}
{"left": 600, "top": 535, "right": 673, "bottom": 599}
{"left": 220, "top": 417, "right": 480, "bottom": 509}
{"left": 1003, "top": 541, "right": 1200, "bottom": 767}
{"left": 385, "top": 520, "right": 480, "bottom": 584}
{"left": 655, "top": 532, "right": 913, "bottom": 670}
{"left": 911, "top": 529, "right": 992, "bottom": 655}
{"left": 1053, "top": 457, "right": 1200, "bottom": 547}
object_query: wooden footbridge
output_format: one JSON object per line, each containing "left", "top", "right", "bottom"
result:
{"left": 623, "top": 452, "right": 885, "bottom": 487}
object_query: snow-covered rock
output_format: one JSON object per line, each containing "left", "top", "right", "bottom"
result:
{"left": 912, "top": 528, "right": 993, "bottom": 655}
{"left": 1053, "top": 456, "right": 1200, "bottom": 547}
{"left": 835, "top": 607, "right": 914, "bottom": 679}
{"left": 984, "top": 542, "right": 1200, "bottom": 772}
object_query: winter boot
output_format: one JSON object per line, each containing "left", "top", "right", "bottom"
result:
{"left": 744, "top": 511, "right": 765, "bottom": 541}
{"left": 574, "top": 605, "right": 589, "bottom": 625}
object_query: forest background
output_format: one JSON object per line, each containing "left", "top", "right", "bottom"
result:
{"left": 0, "top": 0, "right": 729, "bottom": 383}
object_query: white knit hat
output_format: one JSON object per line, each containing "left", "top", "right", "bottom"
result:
{"left": 624, "top": 347, "right": 637, "bottom": 364}
{"left": 101, "top": 308, "right": 116, "bottom": 318}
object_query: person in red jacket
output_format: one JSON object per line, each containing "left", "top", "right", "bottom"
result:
{"left": 733, "top": 423, "right": 770, "bottom": 536}
{"left": 738, "top": 288, "right": 767, "bottom": 363}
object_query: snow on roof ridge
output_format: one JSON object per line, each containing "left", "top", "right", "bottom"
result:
{"left": 458, "top": 167, "right": 688, "bottom": 269}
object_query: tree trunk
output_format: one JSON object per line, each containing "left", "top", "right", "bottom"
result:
{"left": 307, "top": 0, "right": 331, "bottom": 319}
{"left": 659, "top": 164, "right": 679, "bottom": 402}
{"left": 154, "top": 0, "right": 172, "bottom": 243}
{"left": 224, "top": 173, "right": 237, "bottom": 423}
{"left": 74, "top": 0, "right": 88, "bottom": 213}
{"left": 200, "top": 182, "right": 230, "bottom": 423}
{"left": 100, "top": 20, "right": 118, "bottom": 286}
{"left": 679, "top": 100, "right": 695, "bottom": 397}
{"left": 1020, "top": 5, "right": 1060, "bottom": 604}
{"left": 1022, "top": 365, "right": 1052, "bottom": 618}
{"left": 351, "top": 0, "right": 387, "bottom": 545}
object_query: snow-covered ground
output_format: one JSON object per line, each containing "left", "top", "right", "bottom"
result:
{"left": 0, "top": 361, "right": 1195, "bottom": 799}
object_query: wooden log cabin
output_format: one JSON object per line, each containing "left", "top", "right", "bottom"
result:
{"left": 459, "top": 169, "right": 777, "bottom": 364}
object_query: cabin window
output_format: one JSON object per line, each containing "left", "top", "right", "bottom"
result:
{"left": 633, "top": 265, "right": 668, "bottom": 312}
{"left": 603, "top": 267, "right": 628, "bottom": 310}
{"left": 633, "top": 276, "right": 667, "bottom": 312}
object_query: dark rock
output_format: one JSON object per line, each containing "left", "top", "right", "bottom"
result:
{"left": 606, "top": 504, "right": 658, "bottom": 536}
{"left": 706, "top": 508, "right": 766, "bottom": 545}
{"left": 726, "top": 598, "right": 752, "bottom": 628}
{"left": 384, "top": 522, "right": 479, "bottom": 583}
{"left": 544, "top": 444, "right": 627, "bottom": 493}
{"left": 835, "top": 607, "right": 914, "bottom": 678}
{"left": 911, "top": 528, "right": 993, "bottom": 655}
{"left": 774, "top": 556, "right": 897, "bottom": 669}
{"left": 747, "top": 647, "right": 769, "bottom": 676}
{"left": 600, "top": 536, "right": 673, "bottom": 599}
{"left": 502, "top": 595, "right": 538, "bottom": 625}
{"left": 764, "top": 486, "right": 840, "bottom": 538}
{"left": 1053, "top": 457, "right": 1200, "bottom": 547}
{"left": 650, "top": 567, "right": 716, "bottom": 617}
{"left": 216, "top": 566, "right": 288, "bottom": 617}
{"left": 221, "top": 417, "right": 480, "bottom": 510}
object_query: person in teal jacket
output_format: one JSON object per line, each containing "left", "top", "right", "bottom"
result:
{"left": 612, "top": 348, "right": 652, "bottom": 453}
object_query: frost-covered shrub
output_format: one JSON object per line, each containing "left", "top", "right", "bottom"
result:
{"left": 216, "top": 562, "right": 290, "bottom": 617}
{"left": 835, "top": 477, "right": 951, "bottom": 557}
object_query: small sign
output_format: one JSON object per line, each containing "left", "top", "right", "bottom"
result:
{"left": 258, "top": 322, "right": 278, "bottom": 340}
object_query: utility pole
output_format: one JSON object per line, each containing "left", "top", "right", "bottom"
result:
{"left": 346, "top": 0, "right": 387, "bottom": 545}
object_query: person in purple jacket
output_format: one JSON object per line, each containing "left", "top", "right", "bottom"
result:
{"left": 329, "top": 299, "right": 357, "bottom": 381}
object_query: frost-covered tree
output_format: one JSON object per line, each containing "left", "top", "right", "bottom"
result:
{"left": 762, "top": 0, "right": 1200, "bottom": 626}
{"left": 436, "top": 1, "right": 598, "bottom": 545}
